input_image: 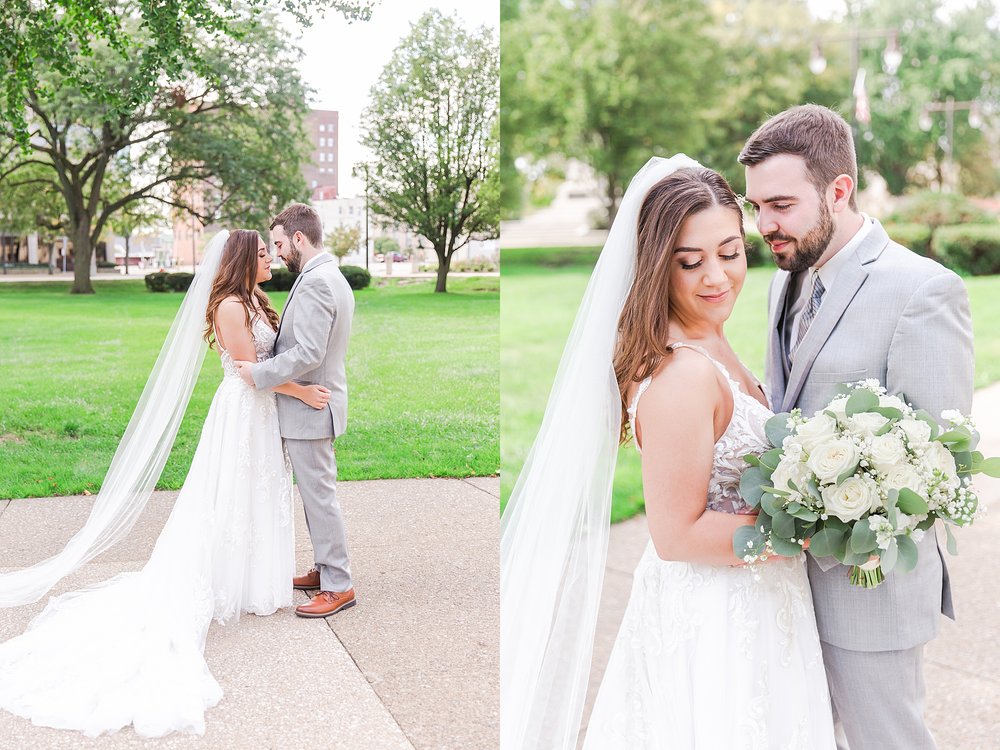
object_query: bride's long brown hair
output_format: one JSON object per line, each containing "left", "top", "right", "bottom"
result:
{"left": 613, "top": 167, "right": 745, "bottom": 443}
{"left": 204, "top": 229, "right": 280, "bottom": 349}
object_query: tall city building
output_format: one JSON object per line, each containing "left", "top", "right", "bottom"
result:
{"left": 303, "top": 109, "right": 339, "bottom": 199}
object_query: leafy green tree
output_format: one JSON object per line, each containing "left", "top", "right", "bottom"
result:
{"left": 850, "top": 0, "right": 1000, "bottom": 196}
{"left": 0, "top": 13, "right": 312, "bottom": 293}
{"left": 325, "top": 224, "right": 363, "bottom": 265}
{"left": 502, "top": 0, "right": 720, "bottom": 224}
{"left": 373, "top": 236, "right": 400, "bottom": 256}
{"left": 361, "top": 10, "right": 499, "bottom": 293}
{"left": 0, "top": 1, "right": 374, "bottom": 147}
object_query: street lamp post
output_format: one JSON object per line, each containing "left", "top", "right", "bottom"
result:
{"left": 362, "top": 162, "right": 370, "bottom": 272}
{"left": 919, "top": 97, "right": 984, "bottom": 192}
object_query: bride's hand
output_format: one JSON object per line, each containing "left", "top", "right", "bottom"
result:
{"left": 302, "top": 384, "right": 331, "bottom": 410}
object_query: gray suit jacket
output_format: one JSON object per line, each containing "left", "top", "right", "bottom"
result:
{"left": 765, "top": 219, "right": 974, "bottom": 652}
{"left": 251, "top": 254, "right": 354, "bottom": 440}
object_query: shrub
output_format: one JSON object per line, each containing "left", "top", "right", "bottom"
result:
{"left": 744, "top": 233, "right": 772, "bottom": 268}
{"left": 260, "top": 268, "right": 297, "bottom": 292}
{"left": 887, "top": 191, "right": 995, "bottom": 229}
{"left": 144, "top": 272, "right": 170, "bottom": 292}
{"left": 166, "top": 272, "right": 195, "bottom": 292}
{"left": 883, "top": 223, "right": 933, "bottom": 258}
{"left": 339, "top": 264, "right": 371, "bottom": 290}
{"left": 931, "top": 225, "right": 1000, "bottom": 276}
{"left": 452, "top": 257, "right": 499, "bottom": 273}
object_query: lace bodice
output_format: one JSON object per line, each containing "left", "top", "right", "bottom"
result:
{"left": 627, "top": 342, "right": 773, "bottom": 514}
{"left": 218, "top": 316, "right": 277, "bottom": 377}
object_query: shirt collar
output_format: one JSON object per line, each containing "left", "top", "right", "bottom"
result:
{"left": 300, "top": 252, "right": 327, "bottom": 274}
{"left": 813, "top": 213, "right": 874, "bottom": 291}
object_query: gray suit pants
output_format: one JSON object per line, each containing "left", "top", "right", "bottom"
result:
{"left": 822, "top": 641, "right": 936, "bottom": 750}
{"left": 285, "top": 438, "right": 352, "bottom": 592}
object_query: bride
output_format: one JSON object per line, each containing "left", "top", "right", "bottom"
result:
{"left": 501, "top": 156, "right": 836, "bottom": 748}
{"left": 0, "top": 229, "right": 331, "bottom": 737}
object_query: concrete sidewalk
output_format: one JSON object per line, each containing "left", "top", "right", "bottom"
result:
{"left": 0, "top": 477, "right": 499, "bottom": 749}
{"left": 584, "top": 384, "right": 1000, "bottom": 749}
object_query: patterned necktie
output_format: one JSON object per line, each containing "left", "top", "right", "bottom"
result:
{"left": 793, "top": 272, "right": 826, "bottom": 353}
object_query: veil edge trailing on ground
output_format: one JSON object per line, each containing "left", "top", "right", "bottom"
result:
{"left": 0, "top": 230, "right": 230, "bottom": 607}
{"left": 499, "top": 155, "right": 702, "bottom": 749}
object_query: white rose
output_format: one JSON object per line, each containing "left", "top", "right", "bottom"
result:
{"left": 771, "top": 456, "right": 812, "bottom": 493}
{"left": 898, "top": 418, "right": 932, "bottom": 446}
{"left": 869, "top": 434, "right": 908, "bottom": 474}
{"left": 926, "top": 441, "right": 959, "bottom": 487}
{"left": 882, "top": 464, "right": 926, "bottom": 496}
{"left": 821, "top": 397, "right": 849, "bottom": 422}
{"left": 806, "top": 438, "right": 859, "bottom": 483}
{"left": 846, "top": 411, "right": 890, "bottom": 438}
{"left": 821, "top": 476, "right": 879, "bottom": 522}
{"left": 878, "top": 394, "right": 908, "bottom": 412}
{"left": 795, "top": 413, "right": 839, "bottom": 453}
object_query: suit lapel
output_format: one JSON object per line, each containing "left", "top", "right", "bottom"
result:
{"left": 766, "top": 270, "right": 792, "bottom": 411}
{"left": 275, "top": 255, "right": 332, "bottom": 340}
{"left": 780, "top": 256, "right": 868, "bottom": 412}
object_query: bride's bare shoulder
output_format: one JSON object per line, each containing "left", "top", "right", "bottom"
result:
{"left": 638, "top": 348, "right": 724, "bottom": 413}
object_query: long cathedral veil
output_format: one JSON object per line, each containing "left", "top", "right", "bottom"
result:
{"left": 500, "top": 155, "right": 701, "bottom": 749}
{"left": 0, "top": 230, "right": 230, "bottom": 607}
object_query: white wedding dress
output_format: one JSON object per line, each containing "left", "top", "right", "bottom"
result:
{"left": 0, "top": 317, "right": 294, "bottom": 737}
{"left": 583, "top": 343, "right": 836, "bottom": 749}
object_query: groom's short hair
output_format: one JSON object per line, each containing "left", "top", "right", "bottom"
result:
{"left": 739, "top": 104, "right": 858, "bottom": 211}
{"left": 270, "top": 203, "right": 323, "bottom": 247}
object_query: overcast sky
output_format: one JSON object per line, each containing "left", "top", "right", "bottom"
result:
{"left": 294, "top": 1, "right": 498, "bottom": 198}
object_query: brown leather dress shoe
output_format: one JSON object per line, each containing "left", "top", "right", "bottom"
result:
{"left": 292, "top": 568, "right": 321, "bottom": 591}
{"left": 295, "top": 589, "right": 357, "bottom": 619}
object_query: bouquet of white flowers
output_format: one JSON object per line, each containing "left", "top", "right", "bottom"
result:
{"left": 735, "top": 380, "right": 1000, "bottom": 587}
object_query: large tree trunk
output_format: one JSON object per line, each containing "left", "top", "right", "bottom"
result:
{"left": 71, "top": 220, "right": 94, "bottom": 294}
{"left": 434, "top": 248, "right": 452, "bottom": 293}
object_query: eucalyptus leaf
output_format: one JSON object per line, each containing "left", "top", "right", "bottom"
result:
{"left": 880, "top": 538, "right": 899, "bottom": 573}
{"left": 765, "top": 413, "right": 793, "bottom": 448}
{"left": 760, "top": 492, "right": 784, "bottom": 516}
{"left": 846, "top": 388, "right": 878, "bottom": 416}
{"left": 915, "top": 516, "right": 936, "bottom": 532}
{"left": 809, "top": 527, "right": 846, "bottom": 558}
{"left": 760, "top": 448, "right": 782, "bottom": 471}
{"left": 850, "top": 519, "right": 879, "bottom": 554}
{"left": 841, "top": 548, "right": 872, "bottom": 566}
{"left": 786, "top": 501, "right": 802, "bottom": 515}
{"left": 789, "top": 505, "right": 820, "bottom": 522}
{"left": 772, "top": 510, "right": 796, "bottom": 540}
{"left": 884, "top": 489, "right": 899, "bottom": 513}
{"left": 733, "top": 525, "right": 765, "bottom": 559}
{"left": 739, "top": 467, "right": 766, "bottom": 507}
{"left": 895, "top": 535, "right": 919, "bottom": 573}
{"left": 897, "top": 488, "right": 929, "bottom": 516}
{"left": 823, "top": 516, "right": 849, "bottom": 533}
{"left": 871, "top": 406, "right": 903, "bottom": 421}
{"left": 944, "top": 523, "right": 959, "bottom": 555}
{"left": 835, "top": 461, "right": 861, "bottom": 485}
{"left": 972, "top": 456, "right": 1000, "bottom": 478}
{"left": 771, "top": 536, "right": 804, "bottom": 557}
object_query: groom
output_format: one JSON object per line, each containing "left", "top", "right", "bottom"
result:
{"left": 741, "top": 105, "right": 974, "bottom": 749}
{"left": 237, "top": 202, "right": 357, "bottom": 619}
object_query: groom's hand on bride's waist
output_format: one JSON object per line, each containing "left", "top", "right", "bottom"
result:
{"left": 234, "top": 361, "right": 256, "bottom": 387}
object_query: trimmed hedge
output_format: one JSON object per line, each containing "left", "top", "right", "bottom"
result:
{"left": 144, "top": 271, "right": 195, "bottom": 292}
{"left": 883, "top": 223, "right": 933, "bottom": 258}
{"left": 887, "top": 191, "right": 994, "bottom": 229}
{"left": 144, "top": 272, "right": 170, "bottom": 292}
{"left": 166, "top": 272, "right": 194, "bottom": 292}
{"left": 260, "top": 268, "right": 297, "bottom": 292}
{"left": 932, "top": 225, "right": 1000, "bottom": 276}
{"left": 340, "top": 264, "right": 371, "bottom": 290}
{"left": 744, "top": 232, "right": 772, "bottom": 268}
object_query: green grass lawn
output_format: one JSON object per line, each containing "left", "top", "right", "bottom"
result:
{"left": 0, "top": 276, "right": 498, "bottom": 499}
{"left": 501, "top": 247, "right": 1000, "bottom": 522}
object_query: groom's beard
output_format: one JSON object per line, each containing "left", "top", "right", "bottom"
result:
{"left": 766, "top": 200, "right": 834, "bottom": 273}
{"left": 284, "top": 247, "right": 303, "bottom": 274}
